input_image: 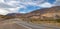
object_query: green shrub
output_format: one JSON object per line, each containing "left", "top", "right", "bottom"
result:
{"left": 56, "top": 19, "right": 60, "bottom": 23}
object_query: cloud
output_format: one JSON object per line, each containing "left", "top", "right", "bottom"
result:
{"left": 0, "top": 3, "right": 16, "bottom": 8}
{"left": 54, "top": 0, "right": 60, "bottom": 6}
{"left": 0, "top": 0, "right": 4, "bottom": 3}
{"left": 6, "top": 7, "right": 20, "bottom": 13}
{"left": 0, "top": 0, "right": 27, "bottom": 15}
{"left": 5, "top": 1, "right": 20, "bottom": 7}
{"left": 0, "top": 8, "right": 10, "bottom": 15}
{"left": 40, "top": 2, "right": 53, "bottom": 8}
{"left": 0, "top": 0, "right": 44, "bottom": 15}
{"left": 19, "top": 0, "right": 45, "bottom": 6}
{"left": 0, "top": 0, "right": 58, "bottom": 15}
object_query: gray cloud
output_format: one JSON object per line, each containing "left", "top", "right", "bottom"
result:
{"left": 0, "top": 0, "right": 59, "bottom": 15}
{"left": 0, "top": 3, "right": 17, "bottom": 8}
{"left": 54, "top": 0, "right": 60, "bottom": 6}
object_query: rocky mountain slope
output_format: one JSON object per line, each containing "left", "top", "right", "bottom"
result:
{"left": 24, "top": 6, "right": 60, "bottom": 19}
{"left": 0, "top": 6, "right": 60, "bottom": 20}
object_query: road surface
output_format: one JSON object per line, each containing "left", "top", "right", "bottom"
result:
{"left": 0, "top": 18, "right": 60, "bottom": 29}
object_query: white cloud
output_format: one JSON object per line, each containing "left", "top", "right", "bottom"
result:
{"left": 0, "top": 0, "right": 27, "bottom": 15}
{"left": 19, "top": 0, "right": 45, "bottom": 6}
{"left": 0, "top": 0, "right": 4, "bottom": 3}
{"left": 0, "top": 8, "right": 10, "bottom": 15}
{"left": 40, "top": 2, "right": 53, "bottom": 8}
{"left": 0, "top": 0, "right": 58, "bottom": 15}
{"left": 4, "top": 1, "right": 20, "bottom": 6}
{"left": 7, "top": 7, "right": 20, "bottom": 13}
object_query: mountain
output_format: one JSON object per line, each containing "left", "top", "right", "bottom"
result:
{"left": 24, "top": 6, "right": 60, "bottom": 19}
{"left": 40, "top": 6, "right": 60, "bottom": 19}
{"left": 7, "top": 13, "right": 23, "bottom": 17}
{"left": 6, "top": 13, "right": 25, "bottom": 18}
{"left": 0, "top": 6, "right": 60, "bottom": 20}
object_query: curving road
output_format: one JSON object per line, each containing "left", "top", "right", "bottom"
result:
{"left": 1, "top": 18, "right": 60, "bottom": 29}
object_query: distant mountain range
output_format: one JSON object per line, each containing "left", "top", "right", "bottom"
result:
{"left": 0, "top": 6, "right": 60, "bottom": 20}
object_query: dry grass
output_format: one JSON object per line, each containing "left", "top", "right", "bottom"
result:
{"left": 29, "top": 20, "right": 60, "bottom": 27}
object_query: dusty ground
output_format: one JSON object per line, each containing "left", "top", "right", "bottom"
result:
{"left": 0, "top": 20, "right": 28, "bottom": 29}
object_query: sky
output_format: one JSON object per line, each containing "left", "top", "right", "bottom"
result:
{"left": 0, "top": 0, "right": 60, "bottom": 15}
